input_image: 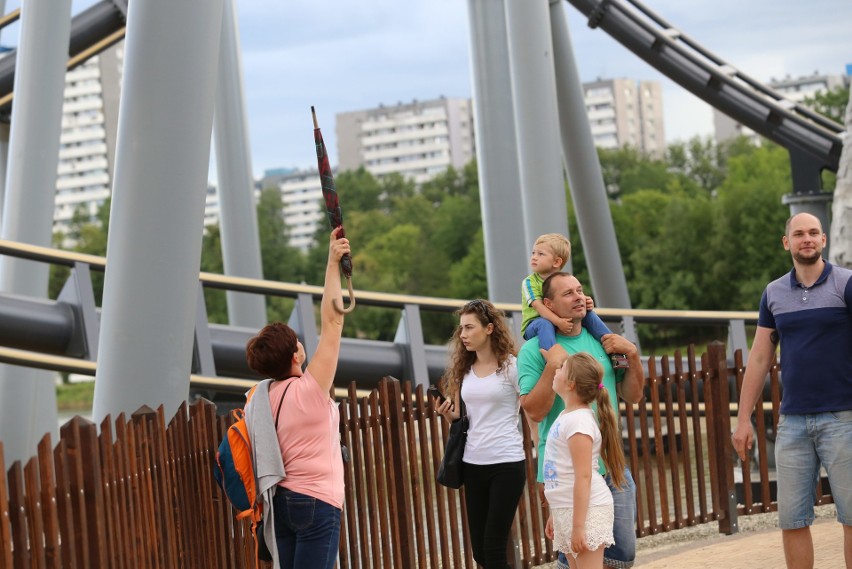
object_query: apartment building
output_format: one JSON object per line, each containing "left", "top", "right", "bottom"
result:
{"left": 336, "top": 97, "right": 475, "bottom": 184}
{"left": 54, "top": 43, "right": 123, "bottom": 238}
{"left": 260, "top": 168, "right": 326, "bottom": 252}
{"left": 583, "top": 78, "right": 666, "bottom": 158}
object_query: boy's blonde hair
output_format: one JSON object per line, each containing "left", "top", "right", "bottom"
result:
{"left": 534, "top": 233, "right": 571, "bottom": 270}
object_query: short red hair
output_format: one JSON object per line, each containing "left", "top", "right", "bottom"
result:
{"left": 245, "top": 322, "right": 298, "bottom": 380}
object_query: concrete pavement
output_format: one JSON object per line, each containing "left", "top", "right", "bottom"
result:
{"left": 637, "top": 518, "right": 846, "bottom": 568}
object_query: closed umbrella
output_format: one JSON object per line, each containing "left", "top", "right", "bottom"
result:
{"left": 312, "top": 106, "right": 355, "bottom": 313}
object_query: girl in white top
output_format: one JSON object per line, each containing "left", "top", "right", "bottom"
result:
{"left": 435, "top": 299, "right": 526, "bottom": 569}
{"left": 543, "top": 352, "right": 627, "bottom": 569}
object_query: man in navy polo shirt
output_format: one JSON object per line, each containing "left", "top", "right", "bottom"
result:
{"left": 732, "top": 212, "right": 852, "bottom": 568}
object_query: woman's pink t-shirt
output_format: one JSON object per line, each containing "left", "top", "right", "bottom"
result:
{"left": 268, "top": 372, "right": 344, "bottom": 509}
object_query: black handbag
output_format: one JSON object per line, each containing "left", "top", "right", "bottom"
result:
{"left": 436, "top": 398, "right": 468, "bottom": 489}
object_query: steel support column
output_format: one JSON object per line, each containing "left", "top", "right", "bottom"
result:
{"left": 213, "top": 0, "right": 266, "bottom": 328}
{"left": 0, "top": 0, "right": 72, "bottom": 464}
{"left": 504, "top": 0, "right": 569, "bottom": 255}
{"left": 549, "top": 1, "right": 632, "bottom": 310}
{"left": 92, "top": 0, "right": 224, "bottom": 425}
{"left": 466, "top": 0, "right": 528, "bottom": 303}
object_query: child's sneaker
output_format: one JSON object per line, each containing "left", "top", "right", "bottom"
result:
{"left": 610, "top": 354, "right": 629, "bottom": 369}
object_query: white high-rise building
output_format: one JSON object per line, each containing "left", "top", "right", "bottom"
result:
{"left": 259, "top": 168, "right": 326, "bottom": 252}
{"left": 336, "top": 97, "right": 475, "bottom": 184}
{"left": 582, "top": 78, "right": 665, "bottom": 158}
{"left": 54, "top": 41, "right": 222, "bottom": 241}
{"left": 54, "top": 43, "right": 123, "bottom": 238}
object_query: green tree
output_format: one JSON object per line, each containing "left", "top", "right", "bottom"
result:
{"left": 803, "top": 85, "right": 850, "bottom": 124}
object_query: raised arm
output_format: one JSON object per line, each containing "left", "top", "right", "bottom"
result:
{"left": 306, "top": 228, "right": 350, "bottom": 393}
{"left": 731, "top": 326, "right": 777, "bottom": 462}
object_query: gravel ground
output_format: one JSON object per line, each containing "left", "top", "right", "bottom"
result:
{"left": 532, "top": 504, "right": 837, "bottom": 568}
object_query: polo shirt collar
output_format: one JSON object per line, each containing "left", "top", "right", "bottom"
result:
{"left": 788, "top": 259, "right": 832, "bottom": 289}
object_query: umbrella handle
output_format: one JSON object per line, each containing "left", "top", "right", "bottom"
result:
{"left": 334, "top": 275, "right": 356, "bottom": 314}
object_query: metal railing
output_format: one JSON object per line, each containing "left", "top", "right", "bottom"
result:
{"left": 0, "top": 238, "right": 758, "bottom": 393}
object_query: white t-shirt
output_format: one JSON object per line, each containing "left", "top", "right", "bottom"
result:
{"left": 542, "top": 408, "right": 613, "bottom": 509}
{"left": 460, "top": 356, "right": 526, "bottom": 465}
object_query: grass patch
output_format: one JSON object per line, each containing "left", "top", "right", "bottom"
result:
{"left": 56, "top": 381, "right": 94, "bottom": 411}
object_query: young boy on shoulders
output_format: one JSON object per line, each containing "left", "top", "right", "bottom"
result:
{"left": 520, "top": 233, "right": 626, "bottom": 368}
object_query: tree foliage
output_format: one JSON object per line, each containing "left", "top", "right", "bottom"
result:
{"left": 52, "top": 135, "right": 803, "bottom": 348}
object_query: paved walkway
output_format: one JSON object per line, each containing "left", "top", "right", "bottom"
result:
{"left": 637, "top": 518, "right": 846, "bottom": 568}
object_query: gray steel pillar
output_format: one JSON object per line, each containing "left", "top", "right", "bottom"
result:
{"left": 504, "top": 0, "right": 569, "bottom": 255}
{"left": 92, "top": 0, "right": 224, "bottom": 425}
{"left": 549, "top": 1, "right": 631, "bottom": 309}
{"left": 0, "top": 122, "right": 9, "bottom": 225}
{"left": 0, "top": 0, "right": 72, "bottom": 463}
{"left": 213, "top": 0, "right": 266, "bottom": 328}
{"left": 466, "top": 0, "right": 528, "bottom": 303}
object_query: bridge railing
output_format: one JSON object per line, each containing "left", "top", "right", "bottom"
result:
{"left": 0, "top": 345, "right": 828, "bottom": 567}
{"left": 0, "top": 238, "right": 759, "bottom": 393}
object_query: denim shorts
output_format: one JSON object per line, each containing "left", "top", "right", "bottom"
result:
{"left": 774, "top": 410, "right": 852, "bottom": 529}
{"left": 557, "top": 468, "right": 636, "bottom": 569}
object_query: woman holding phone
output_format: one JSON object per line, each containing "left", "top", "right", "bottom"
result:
{"left": 433, "top": 299, "right": 526, "bottom": 569}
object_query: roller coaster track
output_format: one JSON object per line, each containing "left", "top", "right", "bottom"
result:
{"left": 563, "top": 0, "right": 844, "bottom": 180}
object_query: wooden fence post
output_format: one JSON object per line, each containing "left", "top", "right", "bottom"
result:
{"left": 706, "top": 342, "right": 739, "bottom": 535}
{"left": 380, "top": 377, "right": 416, "bottom": 568}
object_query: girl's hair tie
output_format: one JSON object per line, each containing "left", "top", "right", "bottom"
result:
{"left": 598, "top": 383, "right": 604, "bottom": 390}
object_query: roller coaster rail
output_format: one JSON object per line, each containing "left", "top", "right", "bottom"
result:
{"left": 563, "top": 0, "right": 845, "bottom": 195}
{"left": 0, "top": 239, "right": 757, "bottom": 397}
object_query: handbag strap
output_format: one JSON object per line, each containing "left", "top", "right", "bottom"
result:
{"left": 273, "top": 379, "right": 295, "bottom": 428}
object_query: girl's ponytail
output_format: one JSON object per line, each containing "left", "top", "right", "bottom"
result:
{"left": 596, "top": 386, "right": 626, "bottom": 489}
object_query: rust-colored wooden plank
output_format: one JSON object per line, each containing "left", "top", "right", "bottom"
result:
{"left": 113, "top": 415, "right": 137, "bottom": 569}
{"left": 97, "top": 418, "right": 120, "bottom": 569}
{"left": 636, "top": 378, "right": 657, "bottom": 534}
{"left": 661, "top": 357, "right": 683, "bottom": 529}
{"left": 0, "top": 443, "right": 13, "bottom": 569}
{"left": 519, "top": 410, "right": 546, "bottom": 565}
{"left": 701, "top": 352, "right": 721, "bottom": 521}
{"left": 24, "top": 456, "right": 47, "bottom": 569}
{"left": 370, "top": 391, "right": 394, "bottom": 569}
{"left": 8, "top": 461, "right": 29, "bottom": 569}
{"left": 125, "top": 412, "right": 152, "bottom": 569}
{"left": 688, "top": 347, "right": 709, "bottom": 523}
{"left": 361, "top": 396, "right": 383, "bottom": 568}
{"left": 347, "top": 384, "right": 369, "bottom": 569}
{"left": 647, "top": 358, "right": 671, "bottom": 532}
{"left": 173, "top": 404, "right": 198, "bottom": 569}
{"left": 623, "top": 399, "right": 645, "bottom": 538}
{"left": 338, "top": 398, "right": 354, "bottom": 569}
{"left": 152, "top": 406, "right": 178, "bottom": 569}
{"left": 52, "top": 439, "right": 77, "bottom": 569}
{"left": 59, "top": 418, "right": 90, "bottom": 568}
{"left": 195, "top": 400, "right": 229, "bottom": 569}
{"left": 77, "top": 419, "right": 107, "bottom": 568}
{"left": 427, "top": 389, "right": 451, "bottom": 568}
{"left": 673, "top": 352, "right": 696, "bottom": 527}
{"left": 380, "top": 379, "right": 414, "bottom": 567}
{"left": 191, "top": 406, "right": 220, "bottom": 567}
{"left": 404, "top": 384, "right": 427, "bottom": 569}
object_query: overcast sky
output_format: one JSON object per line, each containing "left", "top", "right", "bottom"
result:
{"left": 8, "top": 0, "right": 852, "bottom": 180}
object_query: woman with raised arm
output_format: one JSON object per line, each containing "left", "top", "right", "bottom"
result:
{"left": 245, "top": 227, "right": 350, "bottom": 569}
{"left": 434, "top": 299, "right": 526, "bottom": 569}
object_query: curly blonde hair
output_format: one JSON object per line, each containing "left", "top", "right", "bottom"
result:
{"left": 440, "top": 299, "right": 517, "bottom": 399}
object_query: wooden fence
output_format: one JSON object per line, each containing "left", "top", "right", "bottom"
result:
{"left": 0, "top": 343, "right": 833, "bottom": 568}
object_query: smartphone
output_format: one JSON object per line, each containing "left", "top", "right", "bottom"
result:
{"left": 427, "top": 385, "right": 446, "bottom": 404}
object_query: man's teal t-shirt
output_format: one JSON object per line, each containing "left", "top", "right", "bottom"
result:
{"left": 518, "top": 328, "right": 624, "bottom": 482}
